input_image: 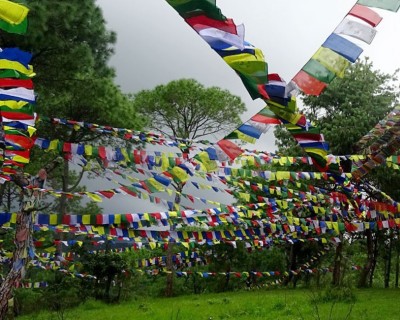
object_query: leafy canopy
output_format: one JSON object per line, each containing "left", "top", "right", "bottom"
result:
{"left": 275, "top": 58, "right": 399, "bottom": 156}
{"left": 132, "top": 78, "right": 246, "bottom": 140}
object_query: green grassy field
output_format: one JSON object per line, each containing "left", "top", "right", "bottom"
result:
{"left": 17, "top": 288, "right": 399, "bottom": 320}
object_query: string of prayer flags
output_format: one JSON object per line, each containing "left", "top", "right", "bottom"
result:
{"left": 352, "top": 125, "right": 400, "bottom": 180}
{"left": 0, "top": 5, "right": 35, "bottom": 179}
{"left": 356, "top": 105, "right": 400, "bottom": 153}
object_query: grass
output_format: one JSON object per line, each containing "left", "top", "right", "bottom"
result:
{"left": 17, "top": 288, "right": 400, "bottom": 320}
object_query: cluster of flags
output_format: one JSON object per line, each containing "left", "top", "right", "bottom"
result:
{"left": 0, "top": 2, "right": 34, "bottom": 180}
{"left": 165, "top": 0, "right": 400, "bottom": 173}
{"left": 357, "top": 105, "right": 400, "bottom": 153}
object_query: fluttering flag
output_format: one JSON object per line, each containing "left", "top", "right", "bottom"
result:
{"left": 334, "top": 17, "right": 377, "bottom": 44}
{"left": 349, "top": 4, "right": 383, "bottom": 26}
{"left": 302, "top": 59, "right": 336, "bottom": 84}
{"left": 0, "top": 0, "right": 29, "bottom": 34}
{"left": 199, "top": 24, "right": 245, "bottom": 50}
{"left": 292, "top": 70, "right": 328, "bottom": 96}
{"left": 186, "top": 15, "right": 238, "bottom": 34}
{"left": 0, "top": 2, "right": 34, "bottom": 179}
{"left": 217, "top": 139, "right": 242, "bottom": 160}
{"left": 251, "top": 108, "right": 281, "bottom": 125}
{"left": 312, "top": 47, "right": 350, "bottom": 78}
{"left": 0, "top": 0, "right": 28, "bottom": 24}
{"left": 322, "top": 33, "right": 363, "bottom": 63}
{"left": 357, "top": 0, "right": 400, "bottom": 12}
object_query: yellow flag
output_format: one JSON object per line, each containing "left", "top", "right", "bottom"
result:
{"left": 313, "top": 47, "right": 350, "bottom": 78}
{"left": 170, "top": 166, "right": 189, "bottom": 183}
{"left": 0, "top": 0, "right": 29, "bottom": 24}
{"left": 0, "top": 59, "right": 33, "bottom": 76}
{"left": 86, "top": 192, "right": 102, "bottom": 202}
{"left": 84, "top": 145, "right": 92, "bottom": 156}
{"left": 48, "top": 139, "right": 59, "bottom": 151}
{"left": 82, "top": 215, "right": 91, "bottom": 225}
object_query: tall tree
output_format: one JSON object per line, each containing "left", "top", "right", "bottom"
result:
{"left": 0, "top": 1, "right": 146, "bottom": 315}
{"left": 0, "top": 0, "right": 146, "bottom": 214}
{"left": 133, "top": 78, "right": 245, "bottom": 296}
{"left": 302, "top": 57, "right": 399, "bottom": 155}
{"left": 132, "top": 78, "right": 246, "bottom": 142}
{"left": 274, "top": 58, "right": 399, "bottom": 287}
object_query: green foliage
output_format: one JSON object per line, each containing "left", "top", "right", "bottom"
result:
{"left": 80, "top": 250, "right": 128, "bottom": 302}
{"left": 132, "top": 78, "right": 246, "bottom": 140}
{"left": 310, "top": 286, "right": 357, "bottom": 304}
{"left": 17, "top": 288, "right": 400, "bottom": 320}
{"left": 0, "top": 0, "right": 147, "bottom": 214}
{"left": 275, "top": 58, "right": 399, "bottom": 156}
{"left": 303, "top": 57, "right": 399, "bottom": 155}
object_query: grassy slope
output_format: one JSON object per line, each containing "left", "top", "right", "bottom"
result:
{"left": 18, "top": 288, "right": 399, "bottom": 320}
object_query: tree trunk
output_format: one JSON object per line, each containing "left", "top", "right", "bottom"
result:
{"left": 165, "top": 242, "right": 174, "bottom": 297}
{"left": 59, "top": 158, "right": 70, "bottom": 215}
{"left": 0, "top": 209, "right": 33, "bottom": 317}
{"left": 358, "top": 229, "right": 374, "bottom": 288}
{"left": 332, "top": 235, "right": 343, "bottom": 286}
{"left": 369, "top": 232, "right": 379, "bottom": 287}
{"left": 285, "top": 242, "right": 299, "bottom": 287}
{"left": 384, "top": 231, "right": 393, "bottom": 288}
{"left": 165, "top": 185, "right": 183, "bottom": 297}
{"left": 0, "top": 163, "right": 57, "bottom": 320}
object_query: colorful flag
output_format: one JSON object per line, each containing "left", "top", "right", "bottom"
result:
{"left": 199, "top": 24, "right": 245, "bottom": 50}
{"left": 322, "top": 33, "right": 363, "bottom": 63}
{"left": 217, "top": 139, "right": 242, "bottom": 160}
{"left": 334, "top": 17, "right": 377, "bottom": 44}
{"left": 0, "top": 0, "right": 29, "bottom": 24}
{"left": 357, "top": 0, "right": 400, "bottom": 12}
{"left": 349, "top": 4, "right": 382, "bottom": 26}
{"left": 312, "top": 47, "right": 350, "bottom": 78}
{"left": 292, "top": 70, "right": 327, "bottom": 96}
{"left": 302, "top": 59, "right": 336, "bottom": 84}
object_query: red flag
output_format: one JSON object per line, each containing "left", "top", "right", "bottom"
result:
{"left": 217, "top": 139, "right": 242, "bottom": 160}
{"left": 185, "top": 15, "right": 238, "bottom": 34}
{"left": 349, "top": 4, "right": 382, "bottom": 27}
{"left": 293, "top": 70, "right": 327, "bottom": 96}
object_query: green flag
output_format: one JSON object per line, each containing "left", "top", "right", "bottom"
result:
{"left": 302, "top": 59, "right": 336, "bottom": 84}
{"left": 357, "top": 0, "right": 400, "bottom": 12}
{"left": 0, "top": 17, "right": 27, "bottom": 34}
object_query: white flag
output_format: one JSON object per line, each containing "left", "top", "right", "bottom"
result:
{"left": 199, "top": 24, "right": 245, "bottom": 50}
{"left": 334, "top": 17, "right": 377, "bottom": 44}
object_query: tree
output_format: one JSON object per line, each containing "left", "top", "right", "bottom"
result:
{"left": 302, "top": 57, "right": 399, "bottom": 155}
{"left": 132, "top": 78, "right": 246, "bottom": 143}
{"left": 133, "top": 78, "right": 245, "bottom": 296}
{"left": 274, "top": 58, "right": 400, "bottom": 288}
{"left": 0, "top": 1, "right": 147, "bottom": 316}
{"left": 1, "top": 0, "right": 147, "bottom": 214}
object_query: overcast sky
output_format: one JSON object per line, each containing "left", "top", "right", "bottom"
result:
{"left": 92, "top": 0, "right": 400, "bottom": 213}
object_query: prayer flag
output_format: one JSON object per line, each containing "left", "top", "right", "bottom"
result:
{"left": 312, "top": 47, "right": 350, "bottom": 78}
{"left": 199, "top": 24, "right": 245, "bottom": 50}
{"left": 334, "top": 17, "right": 377, "bottom": 44}
{"left": 302, "top": 59, "right": 336, "bottom": 84}
{"left": 322, "top": 33, "right": 363, "bottom": 63}
{"left": 251, "top": 108, "right": 281, "bottom": 125}
{"left": 357, "top": 0, "right": 400, "bottom": 12}
{"left": 292, "top": 70, "right": 327, "bottom": 96}
{"left": 217, "top": 139, "right": 242, "bottom": 160}
{"left": 0, "top": 0, "right": 28, "bottom": 24}
{"left": 349, "top": 4, "right": 382, "bottom": 26}
{"left": 186, "top": 15, "right": 238, "bottom": 34}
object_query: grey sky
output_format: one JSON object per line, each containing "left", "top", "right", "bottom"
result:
{"left": 96, "top": 2, "right": 400, "bottom": 113}
{"left": 91, "top": 1, "right": 400, "bottom": 213}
